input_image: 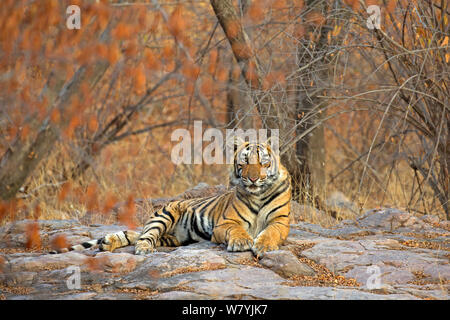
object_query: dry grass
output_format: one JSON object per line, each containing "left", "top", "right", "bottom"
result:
{"left": 324, "top": 124, "right": 447, "bottom": 220}
{"left": 2, "top": 130, "right": 227, "bottom": 226}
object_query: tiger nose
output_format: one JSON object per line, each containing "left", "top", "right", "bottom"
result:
{"left": 249, "top": 176, "right": 258, "bottom": 182}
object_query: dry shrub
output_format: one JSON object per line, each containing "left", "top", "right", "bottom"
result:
{"left": 25, "top": 221, "right": 41, "bottom": 250}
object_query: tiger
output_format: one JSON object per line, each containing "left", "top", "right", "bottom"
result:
{"left": 53, "top": 141, "right": 291, "bottom": 257}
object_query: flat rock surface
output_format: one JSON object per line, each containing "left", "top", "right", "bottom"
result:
{"left": 0, "top": 208, "right": 448, "bottom": 300}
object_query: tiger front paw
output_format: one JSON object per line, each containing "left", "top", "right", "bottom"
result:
{"left": 227, "top": 234, "right": 253, "bottom": 252}
{"left": 251, "top": 235, "right": 279, "bottom": 258}
{"left": 135, "top": 239, "right": 155, "bottom": 255}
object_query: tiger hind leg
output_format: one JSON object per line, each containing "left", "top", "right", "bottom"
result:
{"left": 135, "top": 202, "right": 181, "bottom": 255}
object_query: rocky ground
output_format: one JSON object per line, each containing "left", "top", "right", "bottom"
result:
{"left": 0, "top": 187, "right": 448, "bottom": 300}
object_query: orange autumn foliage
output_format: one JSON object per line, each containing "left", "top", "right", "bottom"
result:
{"left": 200, "top": 76, "right": 215, "bottom": 97}
{"left": 307, "top": 11, "right": 325, "bottom": 26}
{"left": 118, "top": 195, "right": 137, "bottom": 230}
{"left": 33, "top": 204, "right": 41, "bottom": 220}
{"left": 387, "top": 0, "right": 397, "bottom": 13}
{"left": 226, "top": 20, "right": 241, "bottom": 39}
{"left": 84, "top": 256, "right": 109, "bottom": 272}
{"left": 0, "top": 203, "right": 7, "bottom": 222}
{"left": 112, "top": 22, "right": 134, "bottom": 40}
{"left": 162, "top": 44, "right": 175, "bottom": 60}
{"left": 231, "top": 43, "right": 253, "bottom": 60}
{"left": 20, "top": 124, "right": 30, "bottom": 141}
{"left": 49, "top": 109, "right": 61, "bottom": 124}
{"left": 248, "top": 2, "right": 265, "bottom": 23}
{"left": 216, "top": 66, "right": 229, "bottom": 82}
{"left": 294, "top": 24, "right": 306, "bottom": 38}
{"left": 102, "top": 193, "right": 118, "bottom": 215}
{"left": 208, "top": 49, "right": 218, "bottom": 75}
{"left": 231, "top": 65, "right": 241, "bottom": 80}
{"left": 270, "top": 0, "right": 287, "bottom": 10}
{"left": 149, "top": 13, "right": 161, "bottom": 33}
{"left": 144, "top": 49, "right": 159, "bottom": 70}
{"left": 107, "top": 43, "right": 121, "bottom": 65}
{"left": 245, "top": 61, "right": 259, "bottom": 87}
{"left": 343, "top": 0, "right": 359, "bottom": 11}
{"left": 88, "top": 115, "right": 99, "bottom": 133}
{"left": 0, "top": 200, "right": 16, "bottom": 222}
{"left": 0, "top": 255, "right": 5, "bottom": 273}
{"left": 64, "top": 115, "right": 81, "bottom": 139}
{"left": 263, "top": 71, "right": 286, "bottom": 90}
{"left": 167, "top": 6, "right": 186, "bottom": 39}
{"left": 95, "top": 43, "right": 109, "bottom": 61}
{"left": 25, "top": 221, "right": 41, "bottom": 249}
{"left": 124, "top": 40, "right": 139, "bottom": 58}
{"left": 182, "top": 60, "right": 200, "bottom": 80}
{"left": 50, "top": 234, "right": 69, "bottom": 252}
{"left": 58, "top": 182, "right": 71, "bottom": 203}
{"left": 85, "top": 182, "right": 99, "bottom": 211}
{"left": 134, "top": 64, "right": 146, "bottom": 95}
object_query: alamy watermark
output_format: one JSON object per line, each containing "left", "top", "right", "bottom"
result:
{"left": 170, "top": 121, "right": 279, "bottom": 165}
{"left": 366, "top": 265, "right": 382, "bottom": 289}
{"left": 366, "top": 5, "right": 381, "bottom": 30}
{"left": 64, "top": 4, "right": 381, "bottom": 31}
{"left": 66, "top": 5, "right": 81, "bottom": 30}
{"left": 66, "top": 265, "right": 81, "bottom": 290}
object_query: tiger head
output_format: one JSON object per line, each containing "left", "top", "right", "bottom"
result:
{"left": 230, "top": 141, "right": 282, "bottom": 194}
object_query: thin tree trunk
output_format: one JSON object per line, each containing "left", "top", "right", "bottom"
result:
{"left": 226, "top": 67, "right": 255, "bottom": 129}
{"left": 210, "top": 0, "right": 328, "bottom": 204}
{"left": 225, "top": 0, "right": 254, "bottom": 130}
{"left": 291, "top": 0, "right": 329, "bottom": 203}
{"left": 210, "top": 0, "right": 279, "bottom": 131}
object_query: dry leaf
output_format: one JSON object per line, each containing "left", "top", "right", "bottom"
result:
{"left": 25, "top": 221, "right": 41, "bottom": 249}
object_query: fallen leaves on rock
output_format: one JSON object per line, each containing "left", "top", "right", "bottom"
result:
{"left": 115, "top": 287, "right": 159, "bottom": 299}
{"left": 0, "top": 284, "right": 34, "bottom": 295}
{"left": 84, "top": 256, "right": 109, "bottom": 272}
{"left": 0, "top": 255, "right": 5, "bottom": 273}
{"left": 25, "top": 221, "right": 41, "bottom": 249}
{"left": 400, "top": 239, "right": 448, "bottom": 251}
{"left": 408, "top": 270, "right": 450, "bottom": 286}
{"left": 160, "top": 262, "right": 226, "bottom": 278}
{"left": 234, "top": 257, "right": 261, "bottom": 268}
{"left": 285, "top": 245, "right": 360, "bottom": 287}
{"left": 50, "top": 234, "right": 69, "bottom": 252}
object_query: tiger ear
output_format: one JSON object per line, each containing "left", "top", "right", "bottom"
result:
{"left": 262, "top": 136, "right": 274, "bottom": 150}
{"left": 263, "top": 136, "right": 273, "bottom": 146}
{"left": 262, "top": 135, "right": 279, "bottom": 156}
{"left": 225, "top": 134, "right": 246, "bottom": 150}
